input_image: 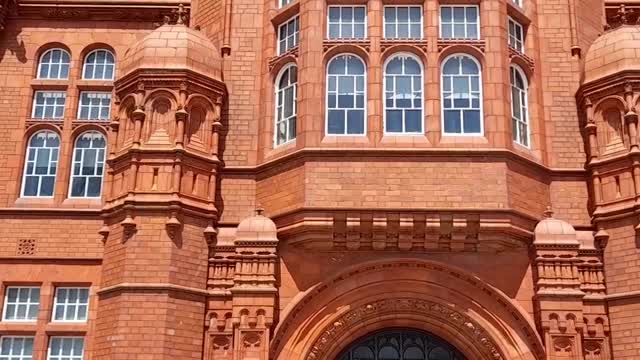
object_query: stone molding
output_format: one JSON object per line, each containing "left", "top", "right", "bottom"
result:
{"left": 306, "top": 298, "right": 504, "bottom": 360}
{"left": 271, "top": 259, "right": 545, "bottom": 360}
{"left": 222, "top": 147, "right": 587, "bottom": 178}
{"left": 275, "top": 209, "right": 535, "bottom": 251}
{"left": 15, "top": 0, "right": 185, "bottom": 23}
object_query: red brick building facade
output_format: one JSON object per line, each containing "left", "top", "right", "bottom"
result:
{"left": 0, "top": 0, "right": 638, "bottom": 358}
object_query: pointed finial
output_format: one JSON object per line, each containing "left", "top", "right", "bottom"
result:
{"left": 618, "top": 4, "right": 629, "bottom": 25}
{"left": 255, "top": 205, "right": 265, "bottom": 216}
{"left": 173, "top": 4, "right": 188, "bottom": 25}
{"left": 543, "top": 206, "right": 554, "bottom": 218}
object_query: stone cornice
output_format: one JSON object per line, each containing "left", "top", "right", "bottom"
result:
{"left": 14, "top": 0, "right": 187, "bottom": 23}
{"left": 98, "top": 282, "right": 209, "bottom": 296}
{"left": 0, "top": 207, "right": 101, "bottom": 217}
{"left": 577, "top": 70, "right": 640, "bottom": 102}
{"left": 268, "top": 207, "right": 538, "bottom": 251}
{"left": 221, "top": 147, "right": 586, "bottom": 180}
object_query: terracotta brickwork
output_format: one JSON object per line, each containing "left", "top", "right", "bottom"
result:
{"left": 0, "top": 0, "right": 639, "bottom": 359}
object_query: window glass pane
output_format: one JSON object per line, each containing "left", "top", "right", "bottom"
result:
{"left": 463, "top": 110, "right": 481, "bottom": 133}
{"left": 444, "top": 110, "right": 461, "bottom": 133}
{"left": 386, "top": 110, "right": 402, "bottom": 132}
{"left": 328, "top": 110, "right": 345, "bottom": 134}
{"left": 346, "top": 110, "right": 364, "bottom": 134}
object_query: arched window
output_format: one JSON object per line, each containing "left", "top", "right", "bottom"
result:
{"left": 510, "top": 65, "right": 529, "bottom": 146}
{"left": 38, "top": 49, "right": 70, "bottom": 79}
{"left": 275, "top": 64, "right": 297, "bottom": 145}
{"left": 441, "top": 54, "right": 482, "bottom": 135}
{"left": 384, "top": 53, "right": 423, "bottom": 134}
{"left": 21, "top": 130, "right": 60, "bottom": 197}
{"left": 327, "top": 54, "right": 366, "bottom": 135}
{"left": 83, "top": 49, "right": 115, "bottom": 80}
{"left": 69, "top": 131, "right": 106, "bottom": 198}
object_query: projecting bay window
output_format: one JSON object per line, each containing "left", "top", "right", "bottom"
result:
{"left": 327, "top": 6, "right": 367, "bottom": 39}
{"left": 326, "top": 54, "right": 366, "bottom": 135}
{"left": 441, "top": 54, "right": 483, "bottom": 135}
{"left": 439, "top": 6, "right": 479, "bottom": 39}
{"left": 508, "top": 17, "right": 525, "bottom": 53}
{"left": 278, "top": 16, "right": 299, "bottom": 55}
{"left": 384, "top": 6, "right": 423, "bottom": 39}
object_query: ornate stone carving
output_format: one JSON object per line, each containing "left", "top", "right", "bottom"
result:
{"left": 583, "top": 340, "right": 603, "bottom": 360}
{"left": 212, "top": 335, "right": 231, "bottom": 351}
{"left": 271, "top": 260, "right": 545, "bottom": 360}
{"left": 437, "top": 39, "right": 486, "bottom": 53}
{"left": 16, "top": 238, "right": 36, "bottom": 256}
{"left": 306, "top": 298, "right": 504, "bottom": 360}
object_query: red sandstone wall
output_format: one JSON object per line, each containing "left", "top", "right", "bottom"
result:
{"left": 278, "top": 246, "right": 537, "bottom": 321}
{"left": 0, "top": 262, "right": 101, "bottom": 358}
{"left": 0, "top": 20, "right": 154, "bottom": 207}
{"left": 601, "top": 218, "right": 640, "bottom": 359}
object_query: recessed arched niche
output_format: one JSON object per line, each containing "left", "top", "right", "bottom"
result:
{"left": 186, "top": 101, "right": 210, "bottom": 151}
{"left": 595, "top": 100, "right": 627, "bottom": 155}
{"left": 144, "top": 95, "right": 175, "bottom": 145}
{"left": 119, "top": 97, "right": 136, "bottom": 150}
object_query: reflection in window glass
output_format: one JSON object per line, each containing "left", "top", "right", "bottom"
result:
{"left": 384, "top": 6, "right": 422, "bottom": 39}
{"left": 327, "top": 6, "right": 367, "bottom": 39}
{"left": 275, "top": 65, "right": 297, "bottom": 145}
{"left": 22, "top": 131, "right": 60, "bottom": 197}
{"left": 327, "top": 54, "right": 366, "bottom": 135}
{"left": 441, "top": 54, "right": 482, "bottom": 135}
{"left": 70, "top": 132, "right": 106, "bottom": 198}
{"left": 384, "top": 54, "right": 423, "bottom": 133}
{"left": 439, "top": 6, "right": 479, "bottom": 39}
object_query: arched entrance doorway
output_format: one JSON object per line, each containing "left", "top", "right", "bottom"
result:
{"left": 337, "top": 328, "right": 467, "bottom": 360}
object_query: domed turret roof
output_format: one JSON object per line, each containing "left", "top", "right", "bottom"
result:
{"left": 533, "top": 207, "right": 578, "bottom": 246}
{"left": 235, "top": 208, "right": 278, "bottom": 243}
{"left": 584, "top": 25, "right": 640, "bottom": 84}
{"left": 120, "top": 22, "right": 222, "bottom": 81}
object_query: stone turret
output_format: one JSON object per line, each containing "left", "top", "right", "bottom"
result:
{"left": 94, "top": 11, "right": 226, "bottom": 359}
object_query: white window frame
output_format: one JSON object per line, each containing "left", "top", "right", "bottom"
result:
{"left": 77, "top": 92, "right": 112, "bottom": 121}
{"left": 510, "top": 64, "right": 530, "bottom": 147}
{"left": 274, "top": 64, "right": 298, "bottom": 146}
{"left": 439, "top": 5, "right": 480, "bottom": 39}
{"left": 383, "top": 53, "right": 424, "bottom": 135}
{"left": 0, "top": 336, "right": 34, "bottom": 360}
{"left": 325, "top": 53, "right": 367, "bottom": 136}
{"left": 47, "top": 337, "right": 84, "bottom": 360}
{"left": 278, "top": 16, "right": 299, "bottom": 55}
{"left": 82, "top": 49, "right": 115, "bottom": 80}
{"left": 508, "top": 17, "right": 525, "bottom": 53}
{"left": 20, "top": 131, "right": 60, "bottom": 198}
{"left": 327, "top": 5, "right": 368, "bottom": 39}
{"left": 383, "top": 6, "right": 423, "bottom": 39}
{"left": 512, "top": 0, "right": 522, "bottom": 7}
{"left": 2, "top": 287, "right": 40, "bottom": 322}
{"left": 37, "top": 48, "right": 70, "bottom": 80}
{"left": 32, "top": 91, "right": 66, "bottom": 120}
{"left": 52, "top": 287, "right": 90, "bottom": 322}
{"left": 68, "top": 132, "right": 107, "bottom": 199}
{"left": 440, "top": 53, "right": 484, "bottom": 136}
{"left": 279, "top": 0, "right": 293, "bottom": 9}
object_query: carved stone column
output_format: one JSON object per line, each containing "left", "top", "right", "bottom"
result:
{"left": 231, "top": 208, "right": 278, "bottom": 360}
{"left": 533, "top": 208, "right": 585, "bottom": 360}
